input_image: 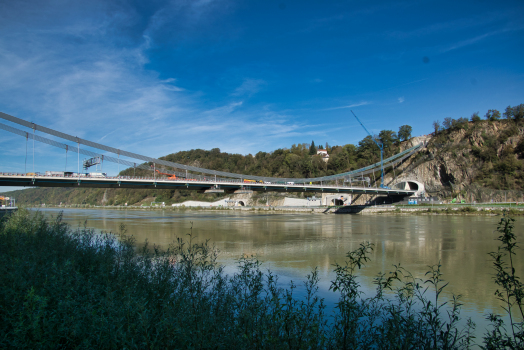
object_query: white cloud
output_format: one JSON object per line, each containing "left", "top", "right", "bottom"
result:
{"left": 398, "top": 97, "right": 405, "bottom": 103}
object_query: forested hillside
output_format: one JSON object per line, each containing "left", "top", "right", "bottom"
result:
{"left": 7, "top": 103, "right": 524, "bottom": 205}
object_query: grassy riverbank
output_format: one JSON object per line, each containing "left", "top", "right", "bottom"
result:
{"left": 1, "top": 209, "right": 522, "bottom": 348}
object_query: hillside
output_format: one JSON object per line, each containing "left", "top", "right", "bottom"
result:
{"left": 6, "top": 103, "right": 524, "bottom": 206}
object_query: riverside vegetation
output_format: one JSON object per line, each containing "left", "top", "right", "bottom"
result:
{"left": 0, "top": 209, "right": 522, "bottom": 349}
{"left": 7, "top": 102, "right": 524, "bottom": 207}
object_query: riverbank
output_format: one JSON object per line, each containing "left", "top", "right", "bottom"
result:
{"left": 2, "top": 209, "right": 522, "bottom": 349}
{"left": 26, "top": 203, "right": 524, "bottom": 216}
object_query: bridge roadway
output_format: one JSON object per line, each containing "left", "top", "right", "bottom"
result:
{"left": 0, "top": 173, "right": 416, "bottom": 196}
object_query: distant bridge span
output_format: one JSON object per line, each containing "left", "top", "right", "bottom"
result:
{"left": 0, "top": 173, "right": 416, "bottom": 196}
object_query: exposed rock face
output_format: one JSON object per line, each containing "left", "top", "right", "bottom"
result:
{"left": 384, "top": 121, "right": 524, "bottom": 202}
{"left": 347, "top": 121, "right": 524, "bottom": 204}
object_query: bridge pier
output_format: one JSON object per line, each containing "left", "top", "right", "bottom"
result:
{"left": 322, "top": 193, "right": 351, "bottom": 206}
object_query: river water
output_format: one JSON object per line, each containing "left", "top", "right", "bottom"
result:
{"left": 37, "top": 208, "right": 523, "bottom": 337}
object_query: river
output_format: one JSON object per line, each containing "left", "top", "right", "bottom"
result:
{"left": 37, "top": 208, "right": 523, "bottom": 338}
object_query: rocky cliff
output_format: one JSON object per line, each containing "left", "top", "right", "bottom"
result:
{"left": 379, "top": 119, "right": 524, "bottom": 203}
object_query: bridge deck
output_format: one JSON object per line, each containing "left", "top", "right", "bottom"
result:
{"left": 0, "top": 174, "right": 415, "bottom": 196}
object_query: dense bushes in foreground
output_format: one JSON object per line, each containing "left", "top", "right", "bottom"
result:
{"left": 0, "top": 210, "right": 522, "bottom": 349}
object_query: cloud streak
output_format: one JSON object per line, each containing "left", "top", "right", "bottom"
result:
{"left": 322, "top": 102, "right": 371, "bottom": 111}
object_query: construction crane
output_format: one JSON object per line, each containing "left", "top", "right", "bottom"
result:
{"left": 351, "top": 110, "right": 389, "bottom": 189}
{"left": 155, "top": 169, "right": 178, "bottom": 180}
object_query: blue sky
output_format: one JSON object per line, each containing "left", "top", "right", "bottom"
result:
{"left": 1, "top": 0, "right": 523, "bottom": 186}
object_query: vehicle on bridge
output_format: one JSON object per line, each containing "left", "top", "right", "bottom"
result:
{"left": 89, "top": 172, "right": 107, "bottom": 178}
{"left": 243, "top": 179, "right": 263, "bottom": 184}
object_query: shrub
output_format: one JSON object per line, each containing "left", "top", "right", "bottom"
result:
{"left": 459, "top": 206, "right": 477, "bottom": 213}
{"left": 483, "top": 213, "right": 524, "bottom": 348}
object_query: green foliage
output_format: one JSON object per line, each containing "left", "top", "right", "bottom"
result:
{"left": 485, "top": 109, "right": 502, "bottom": 121}
{"left": 398, "top": 125, "right": 412, "bottom": 141}
{"left": 471, "top": 112, "right": 481, "bottom": 123}
{"left": 379, "top": 130, "right": 398, "bottom": 150}
{"left": 0, "top": 211, "right": 328, "bottom": 349}
{"left": 442, "top": 117, "right": 469, "bottom": 131}
{"left": 498, "top": 124, "right": 519, "bottom": 143}
{"left": 483, "top": 213, "right": 524, "bottom": 348}
{"left": 454, "top": 117, "right": 469, "bottom": 130}
{"left": 443, "top": 117, "right": 453, "bottom": 129}
{"left": 309, "top": 140, "right": 317, "bottom": 155}
{"left": 3, "top": 211, "right": 524, "bottom": 348}
{"left": 514, "top": 104, "right": 524, "bottom": 122}
{"left": 458, "top": 206, "right": 477, "bottom": 213}
{"left": 433, "top": 120, "right": 441, "bottom": 134}
{"left": 504, "top": 104, "right": 524, "bottom": 122}
{"left": 0, "top": 210, "right": 482, "bottom": 349}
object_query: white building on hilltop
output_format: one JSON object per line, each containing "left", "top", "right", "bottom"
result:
{"left": 316, "top": 149, "right": 329, "bottom": 162}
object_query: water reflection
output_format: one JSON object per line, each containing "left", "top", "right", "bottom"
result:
{"left": 36, "top": 208, "right": 523, "bottom": 316}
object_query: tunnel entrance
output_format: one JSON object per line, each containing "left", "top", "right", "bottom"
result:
{"left": 407, "top": 181, "right": 419, "bottom": 191}
{"left": 392, "top": 180, "right": 425, "bottom": 197}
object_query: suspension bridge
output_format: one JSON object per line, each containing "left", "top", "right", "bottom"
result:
{"left": 0, "top": 112, "right": 425, "bottom": 197}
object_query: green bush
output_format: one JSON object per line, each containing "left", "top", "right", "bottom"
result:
{"left": 459, "top": 206, "right": 477, "bottom": 213}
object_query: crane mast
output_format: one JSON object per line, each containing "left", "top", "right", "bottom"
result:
{"left": 351, "top": 110, "right": 388, "bottom": 189}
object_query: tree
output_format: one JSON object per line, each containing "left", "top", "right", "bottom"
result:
{"left": 309, "top": 141, "right": 317, "bottom": 155}
{"left": 470, "top": 112, "right": 481, "bottom": 123}
{"left": 432, "top": 120, "right": 441, "bottom": 135}
{"left": 485, "top": 109, "right": 501, "bottom": 121}
{"left": 503, "top": 106, "right": 514, "bottom": 119}
{"left": 512, "top": 104, "right": 524, "bottom": 122}
{"left": 398, "top": 125, "right": 412, "bottom": 142}
{"left": 379, "top": 130, "right": 397, "bottom": 149}
{"left": 442, "top": 117, "right": 453, "bottom": 129}
{"left": 358, "top": 135, "right": 379, "bottom": 163}
{"left": 503, "top": 104, "right": 524, "bottom": 122}
{"left": 451, "top": 118, "right": 468, "bottom": 130}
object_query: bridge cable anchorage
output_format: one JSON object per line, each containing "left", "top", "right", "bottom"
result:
{"left": 0, "top": 114, "right": 423, "bottom": 184}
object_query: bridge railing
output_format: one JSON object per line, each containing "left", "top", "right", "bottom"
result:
{"left": 1, "top": 172, "right": 413, "bottom": 191}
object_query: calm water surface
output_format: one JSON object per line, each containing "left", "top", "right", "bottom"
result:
{"left": 37, "top": 208, "right": 523, "bottom": 333}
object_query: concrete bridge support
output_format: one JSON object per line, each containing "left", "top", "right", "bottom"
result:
{"left": 322, "top": 193, "right": 351, "bottom": 206}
